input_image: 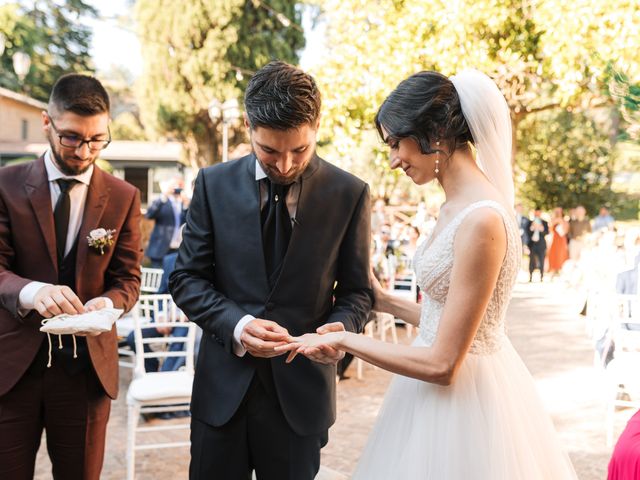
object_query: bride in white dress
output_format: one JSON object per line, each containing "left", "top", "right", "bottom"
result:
{"left": 278, "top": 69, "right": 578, "bottom": 479}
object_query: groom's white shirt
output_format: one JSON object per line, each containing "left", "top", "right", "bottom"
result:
{"left": 232, "top": 159, "right": 300, "bottom": 356}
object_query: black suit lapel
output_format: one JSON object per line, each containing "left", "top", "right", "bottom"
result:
{"left": 242, "top": 156, "right": 272, "bottom": 293}
{"left": 269, "top": 155, "right": 321, "bottom": 293}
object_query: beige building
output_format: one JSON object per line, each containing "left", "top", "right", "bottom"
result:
{"left": 0, "top": 87, "right": 190, "bottom": 206}
{"left": 0, "top": 86, "right": 47, "bottom": 150}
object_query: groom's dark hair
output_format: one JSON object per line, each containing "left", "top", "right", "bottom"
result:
{"left": 244, "top": 61, "right": 321, "bottom": 131}
{"left": 375, "top": 71, "right": 472, "bottom": 156}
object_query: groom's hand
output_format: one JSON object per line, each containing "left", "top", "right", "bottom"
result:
{"left": 241, "top": 318, "right": 291, "bottom": 358}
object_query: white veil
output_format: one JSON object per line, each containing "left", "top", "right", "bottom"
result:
{"left": 450, "top": 70, "right": 514, "bottom": 208}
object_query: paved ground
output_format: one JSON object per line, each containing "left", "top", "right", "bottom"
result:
{"left": 35, "top": 274, "right": 624, "bottom": 479}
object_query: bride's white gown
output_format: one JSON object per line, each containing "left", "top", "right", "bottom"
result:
{"left": 352, "top": 201, "right": 578, "bottom": 479}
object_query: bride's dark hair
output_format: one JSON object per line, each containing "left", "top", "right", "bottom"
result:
{"left": 375, "top": 71, "right": 473, "bottom": 155}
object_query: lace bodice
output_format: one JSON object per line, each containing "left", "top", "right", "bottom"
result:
{"left": 413, "top": 200, "right": 521, "bottom": 354}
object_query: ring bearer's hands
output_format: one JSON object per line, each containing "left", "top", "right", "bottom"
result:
{"left": 276, "top": 322, "right": 346, "bottom": 365}
{"left": 34, "top": 288, "right": 109, "bottom": 337}
{"left": 34, "top": 284, "right": 85, "bottom": 318}
{"left": 75, "top": 297, "right": 111, "bottom": 336}
{"left": 241, "top": 318, "right": 291, "bottom": 358}
{"left": 84, "top": 297, "right": 108, "bottom": 312}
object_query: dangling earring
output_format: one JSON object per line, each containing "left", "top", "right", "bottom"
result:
{"left": 434, "top": 141, "right": 440, "bottom": 175}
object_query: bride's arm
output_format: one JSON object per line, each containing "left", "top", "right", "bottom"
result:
{"left": 370, "top": 272, "right": 422, "bottom": 327}
{"left": 284, "top": 209, "right": 507, "bottom": 386}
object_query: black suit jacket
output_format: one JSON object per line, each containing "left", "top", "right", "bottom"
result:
{"left": 524, "top": 217, "right": 549, "bottom": 251}
{"left": 169, "top": 154, "right": 372, "bottom": 436}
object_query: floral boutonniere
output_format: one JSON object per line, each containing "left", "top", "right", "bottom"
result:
{"left": 87, "top": 228, "right": 116, "bottom": 255}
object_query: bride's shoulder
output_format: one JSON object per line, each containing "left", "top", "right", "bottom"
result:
{"left": 455, "top": 206, "right": 507, "bottom": 247}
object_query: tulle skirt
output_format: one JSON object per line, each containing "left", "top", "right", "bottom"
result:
{"left": 351, "top": 337, "right": 578, "bottom": 479}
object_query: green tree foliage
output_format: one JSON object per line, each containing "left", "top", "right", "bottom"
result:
{"left": 606, "top": 66, "right": 640, "bottom": 143}
{"left": 135, "top": 0, "right": 304, "bottom": 169}
{"left": 100, "top": 65, "right": 148, "bottom": 141}
{"left": 310, "top": 0, "right": 639, "bottom": 201}
{"left": 111, "top": 112, "right": 147, "bottom": 141}
{"left": 0, "top": 1, "right": 97, "bottom": 101}
{"left": 517, "top": 109, "right": 613, "bottom": 214}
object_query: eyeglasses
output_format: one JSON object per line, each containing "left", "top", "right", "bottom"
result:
{"left": 47, "top": 114, "right": 111, "bottom": 151}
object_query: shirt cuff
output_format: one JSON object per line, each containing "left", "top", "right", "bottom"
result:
{"left": 233, "top": 314, "right": 255, "bottom": 357}
{"left": 18, "top": 281, "right": 51, "bottom": 315}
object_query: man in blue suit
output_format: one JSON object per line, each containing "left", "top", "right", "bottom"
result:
{"left": 144, "top": 177, "right": 188, "bottom": 267}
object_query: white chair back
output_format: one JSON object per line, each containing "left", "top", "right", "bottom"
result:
{"left": 125, "top": 293, "right": 195, "bottom": 479}
{"left": 140, "top": 267, "right": 164, "bottom": 293}
{"left": 131, "top": 294, "right": 195, "bottom": 377}
{"left": 605, "top": 293, "right": 640, "bottom": 445}
{"left": 612, "top": 294, "right": 640, "bottom": 357}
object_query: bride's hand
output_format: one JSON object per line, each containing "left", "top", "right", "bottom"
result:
{"left": 369, "top": 268, "right": 388, "bottom": 311}
{"left": 276, "top": 326, "right": 346, "bottom": 364}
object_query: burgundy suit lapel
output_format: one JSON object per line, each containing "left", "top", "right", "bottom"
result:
{"left": 76, "top": 167, "right": 109, "bottom": 282}
{"left": 25, "top": 157, "right": 57, "bottom": 268}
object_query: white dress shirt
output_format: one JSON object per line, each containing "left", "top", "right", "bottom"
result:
{"left": 232, "top": 159, "right": 300, "bottom": 356}
{"left": 18, "top": 151, "right": 112, "bottom": 312}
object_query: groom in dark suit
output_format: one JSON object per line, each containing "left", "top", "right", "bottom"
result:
{"left": 169, "top": 61, "right": 372, "bottom": 480}
{"left": 0, "top": 74, "right": 142, "bottom": 479}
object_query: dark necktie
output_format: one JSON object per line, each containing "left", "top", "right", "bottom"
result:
{"left": 54, "top": 179, "right": 77, "bottom": 261}
{"left": 261, "top": 180, "right": 292, "bottom": 287}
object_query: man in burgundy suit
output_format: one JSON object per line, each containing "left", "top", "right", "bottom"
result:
{"left": 0, "top": 74, "right": 142, "bottom": 479}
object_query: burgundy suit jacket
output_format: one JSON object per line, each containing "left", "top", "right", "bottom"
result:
{"left": 0, "top": 157, "right": 142, "bottom": 399}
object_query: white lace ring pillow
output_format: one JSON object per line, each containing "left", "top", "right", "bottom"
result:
{"left": 40, "top": 308, "right": 124, "bottom": 335}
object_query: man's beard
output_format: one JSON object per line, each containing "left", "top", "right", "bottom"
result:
{"left": 256, "top": 154, "right": 313, "bottom": 186}
{"left": 48, "top": 137, "right": 94, "bottom": 176}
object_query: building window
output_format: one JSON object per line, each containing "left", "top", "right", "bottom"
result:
{"left": 21, "top": 119, "right": 28, "bottom": 140}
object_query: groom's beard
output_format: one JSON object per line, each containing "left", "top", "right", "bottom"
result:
{"left": 255, "top": 151, "right": 314, "bottom": 186}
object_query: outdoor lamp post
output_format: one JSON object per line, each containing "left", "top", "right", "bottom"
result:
{"left": 12, "top": 51, "right": 31, "bottom": 81}
{"left": 208, "top": 98, "right": 241, "bottom": 163}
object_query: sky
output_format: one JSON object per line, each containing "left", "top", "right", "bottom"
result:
{"left": 87, "top": 0, "right": 143, "bottom": 77}
{"left": 87, "top": 0, "right": 324, "bottom": 79}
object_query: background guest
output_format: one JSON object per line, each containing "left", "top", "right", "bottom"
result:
{"left": 608, "top": 409, "right": 640, "bottom": 479}
{"left": 144, "top": 177, "right": 189, "bottom": 267}
{"left": 594, "top": 206, "right": 615, "bottom": 232}
{"left": 548, "top": 207, "right": 569, "bottom": 277}
{"left": 568, "top": 205, "right": 591, "bottom": 261}
{"left": 525, "top": 207, "right": 549, "bottom": 282}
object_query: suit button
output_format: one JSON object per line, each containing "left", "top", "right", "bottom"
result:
{"left": 265, "top": 302, "right": 275, "bottom": 311}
